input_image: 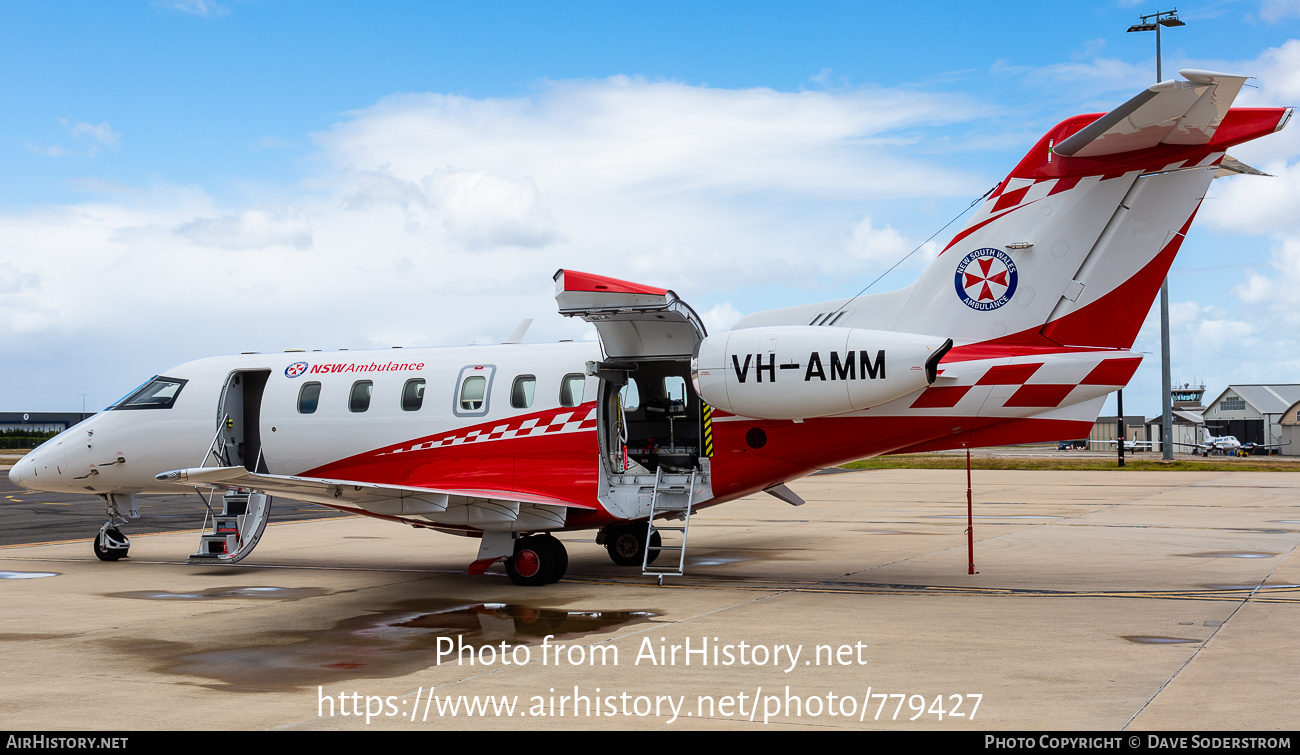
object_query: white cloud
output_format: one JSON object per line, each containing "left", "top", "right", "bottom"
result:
{"left": 175, "top": 206, "right": 314, "bottom": 250}
{"left": 152, "top": 0, "right": 229, "bottom": 18}
{"left": 24, "top": 143, "right": 71, "bottom": 158}
{"left": 702, "top": 302, "right": 744, "bottom": 334}
{"left": 1232, "top": 237, "right": 1300, "bottom": 317}
{"left": 67, "top": 121, "right": 120, "bottom": 150}
{"left": 1204, "top": 161, "right": 1300, "bottom": 234}
{"left": 421, "top": 168, "right": 559, "bottom": 250}
{"left": 316, "top": 77, "right": 980, "bottom": 201}
{"left": 0, "top": 77, "right": 1039, "bottom": 406}
{"left": 847, "top": 215, "right": 909, "bottom": 265}
{"left": 842, "top": 215, "right": 939, "bottom": 273}
{"left": 26, "top": 119, "right": 121, "bottom": 158}
{"left": 1259, "top": 0, "right": 1300, "bottom": 23}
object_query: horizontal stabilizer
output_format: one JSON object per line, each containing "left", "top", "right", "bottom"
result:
{"left": 1215, "top": 154, "right": 1272, "bottom": 178}
{"left": 1054, "top": 69, "right": 1248, "bottom": 158}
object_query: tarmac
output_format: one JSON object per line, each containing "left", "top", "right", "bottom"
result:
{"left": 1, "top": 466, "right": 1297, "bottom": 731}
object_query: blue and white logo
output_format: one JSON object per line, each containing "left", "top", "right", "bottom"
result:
{"left": 285, "top": 361, "right": 309, "bottom": 378}
{"left": 955, "top": 248, "right": 1018, "bottom": 311}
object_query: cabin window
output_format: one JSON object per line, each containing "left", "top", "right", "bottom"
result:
{"left": 619, "top": 378, "right": 641, "bottom": 412}
{"left": 460, "top": 376, "right": 487, "bottom": 411}
{"left": 402, "top": 379, "right": 425, "bottom": 411}
{"left": 112, "top": 376, "right": 188, "bottom": 411}
{"left": 560, "top": 374, "right": 586, "bottom": 407}
{"left": 511, "top": 375, "right": 536, "bottom": 409}
{"left": 350, "top": 380, "right": 373, "bottom": 413}
{"left": 297, "top": 382, "right": 321, "bottom": 414}
{"left": 664, "top": 376, "right": 687, "bottom": 403}
{"left": 452, "top": 365, "right": 496, "bottom": 417}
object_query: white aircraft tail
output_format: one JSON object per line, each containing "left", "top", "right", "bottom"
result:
{"left": 739, "top": 71, "right": 1292, "bottom": 357}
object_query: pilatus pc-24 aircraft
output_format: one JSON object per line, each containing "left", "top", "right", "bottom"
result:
{"left": 10, "top": 70, "right": 1292, "bottom": 585}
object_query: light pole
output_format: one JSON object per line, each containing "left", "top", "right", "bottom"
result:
{"left": 1127, "top": 8, "right": 1185, "bottom": 462}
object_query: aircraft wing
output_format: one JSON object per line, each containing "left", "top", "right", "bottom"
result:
{"left": 1054, "top": 69, "right": 1248, "bottom": 158}
{"left": 155, "top": 466, "right": 597, "bottom": 529}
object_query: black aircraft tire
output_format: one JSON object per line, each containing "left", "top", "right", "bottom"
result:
{"left": 645, "top": 530, "right": 662, "bottom": 565}
{"left": 606, "top": 526, "right": 645, "bottom": 566}
{"left": 534, "top": 534, "right": 568, "bottom": 583}
{"left": 505, "top": 535, "right": 564, "bottom": 586}
{"left": 94, "top": 528, "right": 129, "bottom": 562}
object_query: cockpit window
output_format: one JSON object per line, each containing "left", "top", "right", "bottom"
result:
{"left": 111, "top": 376, "right": 188, "bottom": 410}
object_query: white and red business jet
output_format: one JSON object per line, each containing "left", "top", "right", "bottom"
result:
{"left": 10, "top": 70, "right": 1291, "bottom": 585}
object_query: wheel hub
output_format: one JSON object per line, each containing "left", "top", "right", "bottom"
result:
{"left": 514, "top": 549, "right": 541, "bottom": 578}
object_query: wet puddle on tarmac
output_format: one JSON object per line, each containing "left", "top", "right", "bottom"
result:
{"left": 109, "top": 600, "right": 659, "bottom": 691}
{"left": 684, "top": 548, "right": 793, "bottom": 567}
{"left": 0, "top": 571, "right": 60, "bottom": 579}
{"left": 1178, "top": 552, "right": 1277, "bottom": 559}
{"left": 108, "top": 586, "right": 330, "bottom": 601}
{"left": 1122, "top": 636, "right": 1202, "bottom": 645}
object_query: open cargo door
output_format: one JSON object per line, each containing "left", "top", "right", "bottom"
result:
{"left": 553, "top": 269, "right": 712, "bottom": 524}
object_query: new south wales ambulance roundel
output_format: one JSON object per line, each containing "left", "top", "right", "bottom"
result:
{"left": 285, "top": 361, "right": 309, "bottom": 378}
{"left": 954, "top": 248, "right": 1018, "bottom": 311}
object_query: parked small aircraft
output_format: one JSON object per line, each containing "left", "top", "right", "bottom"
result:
{"left": 1176, "top": 434, "right": 1288, "bottom": 456}
{"left": 9, "top": 70, "right": 1291, "bottom": 584}
{"left": 1101, "top": 439, "right": 1156, "bottom": 452}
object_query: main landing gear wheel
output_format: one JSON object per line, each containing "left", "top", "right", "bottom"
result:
{"left": 505, "top": 534, "right": 568, "bottom": 586}
{"left": 605, "top": 525, "right": 661, "bottom": 567}
{"left": 94, "top": 525, "right": 130, "bottom": 562}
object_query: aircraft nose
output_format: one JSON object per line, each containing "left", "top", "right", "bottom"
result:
{"left": 8, "top": 456, "right": 31, "bottom": 488}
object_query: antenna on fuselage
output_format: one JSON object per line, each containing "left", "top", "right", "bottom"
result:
{"left": 503, "top": 319, "right": 533, "bottom": 344}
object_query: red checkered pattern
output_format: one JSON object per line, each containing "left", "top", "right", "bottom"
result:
{"left": 910, "top": 357, "right": 1140, "bottom": 410}
{"left": 379, "top": 405, "right": 598, "bottom": 456}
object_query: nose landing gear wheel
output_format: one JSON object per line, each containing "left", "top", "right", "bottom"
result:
{"left": 504, "top": 534, "right": 568, "bottom": 586}
{"left": 94, "top": 525, "right": 130, "bottom": 562}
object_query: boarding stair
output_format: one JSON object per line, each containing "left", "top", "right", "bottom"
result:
{"left": 187, "top": 414, "right": 273, "bottom": 563}
{"left": 641, "top": 468, "right": 699, "bottom": 584}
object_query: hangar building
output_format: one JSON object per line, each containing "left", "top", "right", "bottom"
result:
{"left": 1201, "top": 385, "right": 1300, "bottom": 449}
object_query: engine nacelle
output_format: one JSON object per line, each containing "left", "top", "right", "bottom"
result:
{"left": 691, "top": 326, "right": 952, "bottom": 420}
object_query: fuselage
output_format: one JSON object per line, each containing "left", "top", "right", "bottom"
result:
{"left": 12, "top": 337, "right": 1131, "bottom": 534}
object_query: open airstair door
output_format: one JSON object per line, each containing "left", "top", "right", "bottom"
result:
{"left": 188, "top": 368, "right": 273, "bottom": 564}
{"left": 554, "top": 270, "right": 713, "bottom": 524}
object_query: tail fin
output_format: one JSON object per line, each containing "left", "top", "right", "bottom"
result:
{"left": 737, "top": 71, "right": 1291, "bottom": 357}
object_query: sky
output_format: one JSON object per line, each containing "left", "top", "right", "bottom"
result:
{"left": 3, "top": 0, "right": 1300, "bottom": 417}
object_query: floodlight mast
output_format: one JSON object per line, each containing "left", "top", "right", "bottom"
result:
{"left": 1127, "top": 8, "right": 1185, "bottom": 461}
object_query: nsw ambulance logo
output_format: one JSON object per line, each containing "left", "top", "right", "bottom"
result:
{"left": 285, "top": 361, "right": 309, "bottom": 378}
{"left": 954, "top": 248, "right": 1018, "bottom": 311}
